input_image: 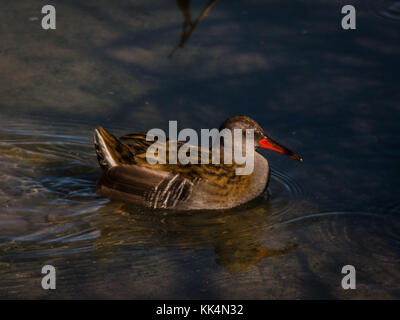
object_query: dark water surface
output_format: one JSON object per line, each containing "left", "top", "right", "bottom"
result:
{"left": 0, "top": 0, "right": 399, "bottom": 298}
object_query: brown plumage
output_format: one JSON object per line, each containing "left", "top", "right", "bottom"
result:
{"left": 94, "top": 116, "right": 302, "bottom": 210}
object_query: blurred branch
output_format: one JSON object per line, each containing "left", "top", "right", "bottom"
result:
{"left": 169, "top": 0, "right": 219, "bottom": 58}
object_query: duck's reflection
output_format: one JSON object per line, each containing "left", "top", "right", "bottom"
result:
{"left": 169, "top": 0, "right": 219, "bottom": 57}
{"left": 92, "top": 197, "right": 298, "bottom": 273}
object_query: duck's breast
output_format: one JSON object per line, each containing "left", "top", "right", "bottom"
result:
{"left": 178, "top": 152, "right": 270, "bottom": 210}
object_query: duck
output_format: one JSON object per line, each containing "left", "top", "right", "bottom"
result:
{"left": 93, "top": 115, "right": 302, "bottom": 210}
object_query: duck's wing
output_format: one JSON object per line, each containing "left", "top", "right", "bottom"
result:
{"left": 119, "top": 133, "right": 211, "bottom": 176}
{"left": 98, "top": 129, "right": 247, "bottom": 185}
{"left": 94, "top": 126, "right": 136, "bottom": 170}
{"left": 97, "top": 165, "right": 195, "bottom": 209}
{"left": 119, "top": 133, "right": 186, "bottom": 154}
{"left": 95, "top": 128, "right": 205, "bottom": 177}
{"left": 119, "top": 133, "right": 156, "bottom": 154}
{"left": 120, "top": 133, "right": 248, "bottom": 186}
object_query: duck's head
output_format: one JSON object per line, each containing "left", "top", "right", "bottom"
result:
{"left": 219, "top": 115, "right": 303, "bottom": 162}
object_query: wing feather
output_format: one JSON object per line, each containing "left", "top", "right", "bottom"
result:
{"left": 97, "top": 165, "right": 195, "bottom": 209}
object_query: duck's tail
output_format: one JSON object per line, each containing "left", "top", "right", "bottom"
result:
{"left": 94, "top": 126, "right": 136, "bottom": 170}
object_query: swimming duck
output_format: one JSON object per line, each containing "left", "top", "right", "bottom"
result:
{"left": 94, "top": 116, "right": 302, "bottom": 210}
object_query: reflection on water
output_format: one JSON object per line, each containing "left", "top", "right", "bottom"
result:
{"left": 169, "top": 0, "right": 219, "bottom": 57}
{"left": 0, "top": 118, "right": 399, "bottom": 299}
{"left": 91, "top": 202, "right": 299, "bottom": 274}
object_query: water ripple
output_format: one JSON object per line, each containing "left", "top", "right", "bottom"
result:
{"left": 0, "top": 118, "right": 399, "bottom": 298}
{"left": 368, "top": 0, "right": 400, "bottom": 22}
{"left": 268, "top": 166, "right": 307, "bottom": 217}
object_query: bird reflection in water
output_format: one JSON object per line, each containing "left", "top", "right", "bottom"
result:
{"left": 92, "top": 198, "right": 298, "bottom": 273}
{"left": 169, "top": 0, "right": 219, "bottom": 57}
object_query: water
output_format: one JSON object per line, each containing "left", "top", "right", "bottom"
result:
{"left": 0, "top": 0, "right": 399, "bottom": 299}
